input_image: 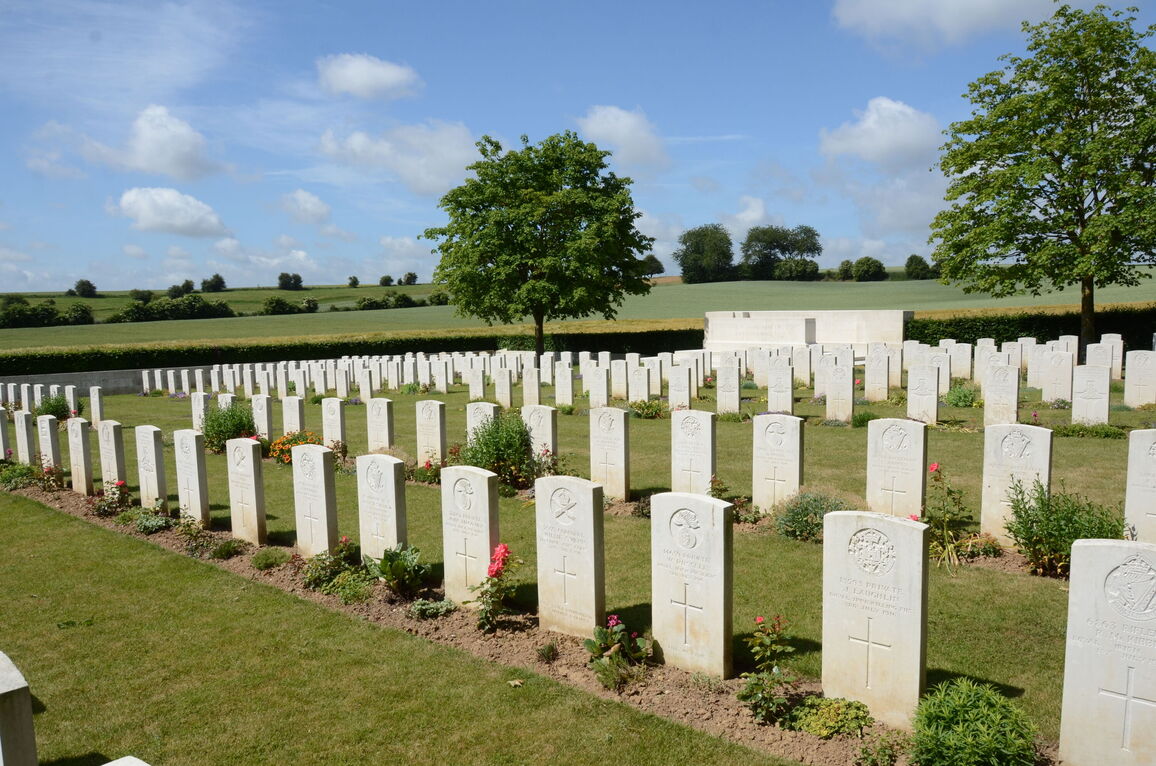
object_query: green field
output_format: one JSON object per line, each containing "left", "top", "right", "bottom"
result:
{"left": 4, "top": 276, "right": 1156, "bottom": 352}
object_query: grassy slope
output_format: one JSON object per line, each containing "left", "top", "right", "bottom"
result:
{"left": 4, "top": 276, "right": 1156, "bottom": 352}
{"left": 12, "top": 381, "right": 1102, "bottom": 741}
{"left": 0, "top": 495, "right": 792, "bottom": 766}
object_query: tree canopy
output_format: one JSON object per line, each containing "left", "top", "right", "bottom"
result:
{"left": 739, "top": 225, "right": 822, "bottom": 280}
{"left": 930, "top": 4, "right": 1156, "bottom": 353}
{"left": 673, "top": 224, "right": 734, "bottom": 284}
{"left": 424, "top": 132, "right": 653, "bottom": 355}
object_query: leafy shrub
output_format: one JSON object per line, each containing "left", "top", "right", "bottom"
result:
{"left": 905, "top": 254, "right": 937, "bottom": 280}
{"left": 269, "top": 430, "right": 324, "bottom": 464}
{"left": 628, "top": 399, "right": 668, "bottom": 419}
{"left": 466, "top": 543, "right": 521, "bottom": 633}
{"left": 210, "top": 539, "right": 251, "bottom": 560}
{"left": 201, "top": 402, "right": 257, "bottom": 453}
{"left": 87, "top": 480, "right": 133, "bottom": 516}
{"left": 1004, "top": 480, "right": 1123, "bottom": 576}
{"left": 856, "top": 731, "right": 910, "bottom": 766}
{"left": 773, "top": 257, "right": 820, "bottom": 281}
{"left": 408, "top": 598, "right": 457, "bottom": 619}
{"left": 301, "top": 537, "right": 362, "bottom": 590}
{"left": 365, "top": 544, "right": 431, "bottom": 599}
{"left": 106, "top": 294, "right": 234, "bottom": 323}
{"left": 584, "top": 614, "right": 648, "bottom": 665}
{"left": 73, "top": 278, "right": 98, "bottom": 297}
{"left": 786, "top": 696, "right": 874, "bottom": 738}
{"left": 737, "top": 669, "right": 799, "bottom": 723}
{"left": 852, "top": 256, "right": 887, "bottom": 282}
{"left": 943, "top": 382, "right": 980, "bottom": 408}
{"left": 34, "top": 393, "right": 82, "bottom": 420}
{"left": 851, "top": 411, "right": 880, "bottom": 428}
{"left": 591, "top": 653, "right": 643, "bottom": 691}
{"left": 119, "top": 507, "right": 173, "bottom": 535}
{"left": 1051, "top": 423, "right": 1126, "bottom": 439}
{"left": 458, "top": 411, "right": 544, "bottom": 489}
{"left": 411, "top": 459, "right": 442, "bottom": 485}
{"left": 536, "top": 641, "right": 559, "bottom": 663}
{"left": 37, "top": 464, "right": 65, "bottom": 492}
{"left": 1043, "top": 398, "right": 1071, "bottom": 410}
{"left": 919, "top": 463, "right": 975, "bottom": 571}
{"left": 775, "top": 492, "right": 850, "bottom": 541}
{"left": 911, "top": 678, "right": 1036, "bottom": 766}
{"left": 0, "top": 463, "right": 40, "bottom": 490}
{"left": 320, "top": 569, "right": 375, "bottom": 604}
{"left": 251, "top": 547, "right": 292, "bottom": 571}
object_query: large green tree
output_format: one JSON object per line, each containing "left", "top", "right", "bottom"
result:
{"left": 738, "top": 224, "right": 822, "bottom": 280}
{"left": 673, "top": 224, "right": 734, "bottom": 284}
{"left": 931, "top": 4, "right": 1156, "bottom": 355}
{"left": 424, "top": 132, "right": 653, "bottom": 355}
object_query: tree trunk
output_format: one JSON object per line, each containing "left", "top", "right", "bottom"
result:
{"left": 533, "top": 310, "right": 545, "bottom": 358}
{"left": 1080, "top": 275, "right": 1095, "bottom": 364}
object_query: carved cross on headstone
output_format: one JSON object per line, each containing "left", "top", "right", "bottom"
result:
{"left": 764, "top": 463, "right": 788, "bottom": 505}
{"left": 680, "top": 457, "right": 701, "bottom": 489}
{"left": 670, "top": 582, "right": 704, "bottom": 646}
{"left": 848, "top": 617, "right": 892, "bottom": 689}
{"left": 880, "top": 475, "right": 907, "bottom": 514}
{"left": 1098, "top": 665, "right": 1156, "bottom": 750}
{"left": 554, "top": 555, "right": 578, "bottom": 605}
{"left": 302, "top": 498, "right": 322, "bottom": 545}
{"left": 456, "top": 537, "right": 477, "bottom": 586}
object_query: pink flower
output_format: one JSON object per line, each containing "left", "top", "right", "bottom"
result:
{"left": 115, "top": 480, "right": 126, "bottom": 486}
{"left": 909, "top": 514, "right": 920, "bottom": 521}
{"left": 755, "top": 616, "right": 765, "bottom": 624}
{"left": 854, "top": 379, "right": 861, "bottom": 385}
{"left": 607, "top": 614, "right": 622, "bottom": 628}
{"left": 487, "top": 543, "right": 511, "bottom": 578}
{"left": 928, "top": 462, "right": 940, "bottom": 473}
{"left": 631, "top": 632, "right": 638, "bottom": 638}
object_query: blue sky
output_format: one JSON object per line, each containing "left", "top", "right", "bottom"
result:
{"left": 1, "top": 0, "right": 1152, "bottom": 292}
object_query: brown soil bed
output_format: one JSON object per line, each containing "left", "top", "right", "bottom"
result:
{"left": 14, "top": 485, "right": 1059, "bottom": 766}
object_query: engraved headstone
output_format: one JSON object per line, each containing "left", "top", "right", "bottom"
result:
{"left": 98, "top": 419, "right": 126, "bottom": 486}
{"left": 282, "top": 395, "right": 304, "bottom": 434}
{"left": 67, "top": 417, "right": 93, "bottom": 496}
{"left": 416, "top": 400, "right": 446, "bottom": 464}
{"left": 467, "top": 367, "right": 486, "bottom": 401}
{"left": 1125, "top": 429, "right": 1156, "bottom": 544}
{"left": 441, "top": 465, "right": 500, "bottom": 604}
{"left": 135, "top": 425, "right": 167, "bottom": 511}
{"left": 587, "top": 366, "right": 609, "bottom": 409}
{"left": 535, "top": 475, "right": 605, "bottom": 637}
{"left": 88, "top": 386, "right": 103, "bottom": 424}
{"left": 668, "top": 365, "right": 692, "bottom": 410}
{"left": 251, "top": 394, "right": 272, "bottom": 440}
{"left": 983, "top": 364, "right": 1020, "bottom": 426}
{"left": 466, "top": 401, "right": 499, "bottom": 442}
{"left": 1043, "top": 351, "right": 1075, "bottom": 403}
{"left": 0, "top": 650, "right": 38, "bottom": 766}
{"left": 651, "top": 492, "right": 733, "bottom": 678}
{"left": 906, "top": 365, "right": 939, "bottom": 425}
{"left": 752, "top": 413, "right": 803, "bottom": 512}
{"left": 554, "top": 362, "right": 574, "bottom": 406}
{"left": 1072, "top": 364, "right": 1110, "bottom": 425}
{"left": 321, "top": 397, "right": 346, "bottom": 448}
{"left": 822, "top": 511, "right": 928, "bottom": 730}
{"left": 716, "top": 365, "right": 741, "bottom": 414}
{"left": 226, "top": 437, "right": 266, "bottom": 545}
{"left": 610, "top": 360, "right": 628, "bottom": 400}
{"left": 173, "top": 429, "right": 209, "bottom": 525}
{"left": 589, "top": 407, "right": 630, "bottom": 500}
{"left": 521, "top": 404, "right": 558, "bottom": 457}
{"left": 866, "top": 419, "right": 927, "bottom": 517}
{"left": 357, "top": 454, "right": 407, "bottom": 561}
{"left": 670, "top": 409, "right": 715, "bottom": 495}
{"left": 13, "top": 411, "right": 33, "bottom": 465}
{"left": 981, "top": 424, "right": 1052, "bottom": 546}
{"left": 494, "top": 368, "right": 513, "bottom": 409}
{"left": 522, "top": 367, "right": 541, "bottom": 407}
{"left": 1058, "top": 540, "right": 1156, "bottom": 765}
{"left": 826, "top": 364, "right": 854, "bottom": 423}
{"left": 628, "top": 366, "right": 650, "bottom": 403}
{"left": 190, "top": 392, "right": 209, "bottom": 431}
{"left": 36, "top": 415, "right": 61, "bottom": 470}
{"left": 366, "top": 397, "right": 394, "bottom": 452}
{"left": 1125, "top": 351, "right": 1156, "bottom": 408}
{"left": 0, "top": 408, "right": 8, "bottom": 462}
{"left": 766, "top": 365, "right": 794, "bottom": 414}
{"left": 292, "top": 444, "right": 338, "bottom": 558}
{"left": 864, "top": 351, "right": 888, "bottom": 402}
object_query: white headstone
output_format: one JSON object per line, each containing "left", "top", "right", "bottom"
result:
{"left": 13, "top": 411, "right": 33, "bottom": 465}
{"left": 1125, "top": 429, "right": 1156, "bottom": 544}
{"left": 716, "top": 365, "right": 740, "bottom": 414}
{"left": 36, "top": 414, "right": 61, "bottom": 470}
{"left": 88, "top": 386, "right": 103, "bottom": 424}
{"left": 66, "top": 417, "right": 93, "bottom": 496}
{"left": 1043, "top": 351, "right": 1075, "bottom": 403}
{"left": 1059, "top": 540, "right": 1156, "bottom": 765}
{"left": 134, "top": 425, "right": 166, "bottom": 511}
{"left": 366, "top": 397, "right": 394, "bottom": 452}
{"left": 554, "top": 362, "right": 574, "bottom": 406}
{"left": 822, "top": 511, "right": 928, "bottom": 730}
{"left": 321, "top": 397, "right": 346, "bottom": 449}
{"left": 667, "top": 365, "right": 692, "bottom": 410}
{"left": 416, "top": 400, "right": 446, "bottom": 464}
{"left": 292, "top": 444, "right": 338, "bottom": 558}
{"left": 670, "top": 409, "right": 715, "bottom": 495}
{"left": 522, "top": 367, "right": 541, "bottom": 407}
{"left": 190, "top": 392, "right": 209, "bottom": 431}
{"left": 535, "top": 475, "right": 605, "bottom": 637}
{"left": 440, "top": 465, "right": 500, "bottom": 604}
{"left": 250, "top": 394, "right": 272, "bottom": 440}
{"left": 282, "top": 395, "right": 304, "bottom": 434}
{"left": 97, "top": 420, "right": 126, "bottom": 486}
{"left": 589, "top": 407, "right": 630, "bottom": 500}
{"left": 752, "top": 414, "right": 803, "bottom": 512}
{"left": 651, "top": 492, "right": 733, "bottom": 678}
{"left": 0, "top": 650, "right": 37, "bottom": 766}
{"left": 610, "top": 360, "right": 628, "bottom": 400}
{"left": 983, "top": 364, "right": 1020, "bottom": 427}
{"left": 173, "top": 429, "right": 209, "bottom": 525}
{"left": 1072, "top": 364, "right": 1110, "bottom": 425}
{"left": 521, "top": 404, "right": 558, "bottom": 458}
{"left": 906, "top": 365, "right": 939, "bottom": 425}
{"left": 866, "top": 419, "right": 927, "bottom": 517}
{"left": 864, "top": 351, "right": 889, "bottom": 402}
{"left": 226, "top": 437, "right": 266, "bottom": 545}
{"left": 357, "top": 454, "right": 407, "bottom": 561}
{"left": 1125, "top": 351, "right": 1156, "bottom": 408}
{"left": 766, "top": 365, "right": 794, "bottom": 414}
{"left": 826, "top": 364, "right": 854, "bottom": 423}
{"left": 981, "top": 424, "right": 1052, "bottom": 546}
{"left": 587, "top": 366, "right": 609, "bottom": 409}
{"left": 466, "top": 401, "right": 499, "bottom": 442}
{"left": 628, "top": 366, "right": 650, "bottom": 403}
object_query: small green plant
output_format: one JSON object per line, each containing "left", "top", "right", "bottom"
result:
{"left": 536, "top": 641, "right": 559, "bottom": 664}
{"left": 918, "top": 463, "right": 974, "bottom": 572}
{"left": 775, "top": 492, "right": 849, "bottom": 542}
{"left": 716, "top": 411, "right": 751, "bottom": 423}
{"left": 320, "top": 568, "right": 375, "bottom": 604}
{"left": 1051, "top": 423, "right": 1127, "bottom": 439}
{"left": 399, "top": 382, "right": 428, "bottom": 395}
{"left": 911, "top": 678, "right": 1036, "bottom": 766}
{"left": 628, "top": 399, "right": 668, "bottom": 419}
{"left": 132, "top": 507, "right": 174, "bottom": 535}
{"left": 365, "top": 544, "right": 431, "bottom": 599}
{"left": 690, "top": 672, "right": 726, "bottom": 695}
{"left": 631, "top": 494, "right": 652, "bottom": 518}
{"left": 851, "top": 411, "right": 880, "bottom": 428}
{"left": 745, "top": 614, "right": 795, "bottom": 668}
{"left": 251, "top": 547, "right": 292, "bottom": 571}
{"left": 301, "top": 536, "right": 362, "bottom": 590}
{"left": 736, "top": 614, "right": 800, "bottom": 724}
{"left": 959, "top": 532, "right": 1002, "bottom": 560}
{"left": 408, "top": 598, "right": 457, "bottom": 619}
{"left": 34, "top": 394, "right": 82, "bottom": 420}
{"left": 1043, "top": 398, "right": 1071, "bottom": 410}
{"left": 591, "top": 653, "right": 643, "bottom": 691}
{"left": 201, "top": 402, "right": 257, "bottom": 453}
{"left": 411, "top": 459, "right": 442, "bottom": 484}
{"left": 786, "top": 696, "right": 874, "bottom": 738}
{"left": 555, "top": 404, "right": 575, "bottom": 415}
{"left": 943, "top": 382, "right": 980, "bottom": 408}
{"left": 886, "top": 389, "right": 907, "bottom": 406}
{"left": 37, "top": 464, "right": 65, "bottom": 491}
{"left": 1005, "top": 479, "right": 1123, "bottom": 576}
{"left": 174, "top": 516, "right": 214, "bottom": 557}
{"left": 466, "top": 543, "right": 521, "bottom": 633}
{"left": 1, "top": 462, "right": 41, "bottom": 491}
{"left": 584, "top": 614, "right": 649, "bottom": 665}
{"left": 210, "top": 538, "right": 251, "bottom": 560}
{"left": 856, "top": 731, "right": 910, "bottom": 766}
{"left": 459, "top": 411, "right": 547, "bottom": 489}
{"left": 308, "top": 393, "right": 325, "bottom": 405}
{"left": 731, "top": 495, "right": 761, "bottom": 524}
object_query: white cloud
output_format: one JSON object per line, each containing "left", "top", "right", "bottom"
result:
{"left": 275, "top": 234, "right": 300, "bottom": 250}
{"left": 720, "top": 196, "right": 781, "bottom": 240}
{"left": 214, "top": 236, "right": 317, "bottom": 271}
{"left": 122, "top": 244, "right": 148, "bottom": 259}
{"left": 0, "top": 246, "right": 32, "bottom": 262}
{"left": 320, "top": 120, "right": 476, "bottom": 196}
{"left": 167, "top": 245, "right": 191, "bottom": 259}
{"left": 832, "top": 0, "right": 1060, "bottom": 46}
{"left": 576, "top": 105, "right": 669, "bottom": 169}
{"left": 317, "top": 53, "right": 422, "bottom": 100}
{"left": 280, "top": 188, "right": 331, "bottom": 224}
{"left": 321, "top": 223, "right": 357, "bottom": 242}
{"left": 820, "top": 97, "right": 940, "bottom": 173}
{"left": 82, "top": 105, "right": 220, "bottom": 180}
{"left": 114, "top": 187, "right": 229, "bottom": 237}
{"left": 25, "top": 148, "right": 86, "bottom": 179}
{"left": 379, "top": 235, "right": 434, "bottom": 278}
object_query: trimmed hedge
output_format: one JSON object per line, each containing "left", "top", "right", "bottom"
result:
{"left": 0, "top": 329, "right": 708, "bottom": 375}
{"left": 906, "top": 304, "right": 1156, "bottom": 349}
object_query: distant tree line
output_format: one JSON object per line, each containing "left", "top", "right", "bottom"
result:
{"left": 0, "top": 296, "right": 93, "bottom": 329}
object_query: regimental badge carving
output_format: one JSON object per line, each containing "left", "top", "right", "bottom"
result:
{"left": 1001, "top": 430, "right": 1032, "bottom": 461}
{"left": 848, "top": 528, "right": 896, "bottom": 576}
{"left": 421, "top": 402, "right": 435, "bottom": 421}
{"left": 769, "top": 376, "right": 790, "bottom": 394}
{"left": 1147, "top": 443, "right": 1156, "bottom": 460}
{"left": 179, "top": 434, "right": 191, "bottom": 455}
{"left": 326, "top": 402, "right": 338, "bottom": 417}
{"left": 764, "top": 421, "right": 785, "bottom": 448}
{"left": 1104, "top": 555, "right": 1156, "bottom": 621}
{"left": 670, "top": 508, "right": 701, "bottom": 550}
{"left": 372, "top": 401, "right": 385, "bottom": 417}
{"left": 453, "top": 477, "right": 473, "bottom": 512}
{"left": 551, "top": 487, "right": 577, "bottom": 526}
{"left": 140, "top": 451, "right": 154, "bottom": 472}
{"left": 529, "top": 409, "right": 544, "bottom": 430}
{"left": 881, "top": 424, "right": 910, "bottom": 453}
{"left": 680, "top": 415, "right": 701, "bottom": 438}
{"left": 366, "top": 460, "right": 384, "bottom": 491}
{"left": 911, "top": 373, "right": 935, "bottom": 397}
{"left": 298, "top": 450, "right": 315, "bottom": 480}
{"left": 597, "top": 411, "right": 615, "bottom": 433}
{"left": 990, "top": 367, "right": 1010, "bottom": 385}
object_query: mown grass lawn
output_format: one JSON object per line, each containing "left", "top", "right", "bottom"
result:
{"left": 5, "top": 370, "right": 1130, "bottom": 743}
